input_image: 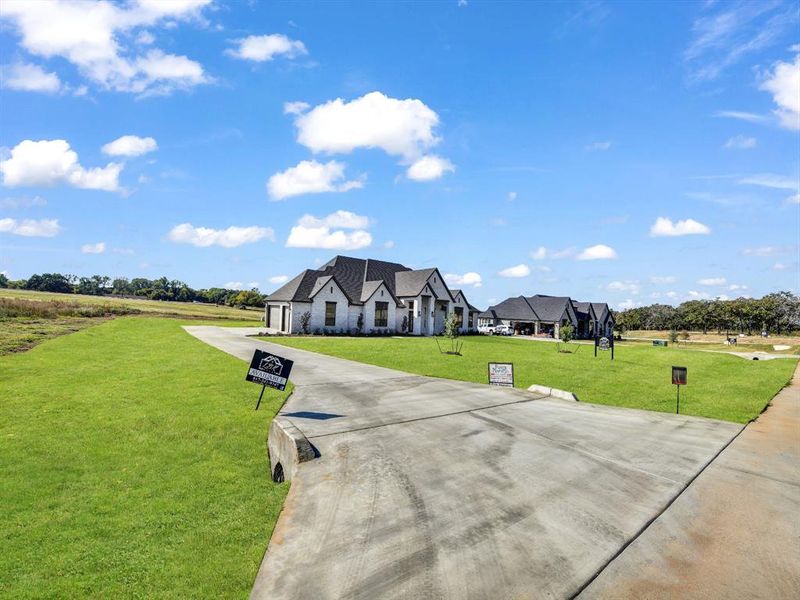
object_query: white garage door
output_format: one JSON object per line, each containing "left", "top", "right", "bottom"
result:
{"left": 268, "top": 306, "right": 282, "bottom": 330}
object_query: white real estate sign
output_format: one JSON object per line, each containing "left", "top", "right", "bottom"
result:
{"left": 488, "top": 362, "right": 514, "bottom": 387}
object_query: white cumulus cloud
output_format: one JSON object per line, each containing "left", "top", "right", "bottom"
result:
{"left": 294, "top": 91, "right": 442, "bottom": 160}
{"left": 650, "top": 217, "right": 711, "bottom": 237}
{"left": 576, "top": 244, "right": 617, "bottom": 260}
{"left": 0, "top": 139, "right": 122, "bottom": 191}
{"left": 759, "top": 54, "right": 800, "bottom": 130}
{"left": 650, "top": 275, "right": 677, "bottom": 284}
{"left": 2, "top": 62, "right": 61, "bottom": 93}
{"left": 269, "top": 275, "right": 289, "bottom": 285}
{"left": 102, "top": 135, "right": 157, "bottom": 157}
{"left": 406, "top": 155, "right": 454, "bottom": 181}
{"left": 168, "top": 223, "right": 275, "bottom": 248}
{"left": 444, "top": 272, "right": 482, "bottom": 287}
{"left": 81, "top": 241, "right": 106, "bottom": 254}
{"left": 267, "top": 160, "right": 364, "bottom": 201}
{"left": 286, "top": 210, "right": 372, "bottom": 250}
{"left": 0, "top": 0, "right": 212, "bottom": 96}
{"left": 226, "top": 34, "right": 307, "bottom": 62}
{"left": 0, "top": 217, "right": 60, "bottom": 237}
{"left": 498, "top": 263, "right": 530, "bottom": 278}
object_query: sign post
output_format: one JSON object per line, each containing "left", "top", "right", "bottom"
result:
{"left": 594, "top": 336, "right": 614, "bottom": 360}
{"left": 672, "top": 366, "right": 687, "bottom": 414}
{"left": 488, "top": 362, "right": 514, "bottom": 387}
{"left": 246, "top": 349, "right": 294, "bottom": 410}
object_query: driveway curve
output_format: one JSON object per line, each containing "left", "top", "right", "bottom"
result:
{"left": 184, "top": 326, "right": 743, "bottom": 599}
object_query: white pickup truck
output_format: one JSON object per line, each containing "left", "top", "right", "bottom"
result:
{"left": 479, "top": 324, "right": 514, "bottom": 336}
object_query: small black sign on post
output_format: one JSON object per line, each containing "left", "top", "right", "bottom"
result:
{"left": 594, "top": 336, "right": 614, "bottom": 360}
{"left": 672, "top": 366, "right": 687, "bottom": 414}
{"left": 246, "top": 349, "right": 294, "bottom": 410}
{"left": 488, "top": 362, "right": 514, "bottom": 387}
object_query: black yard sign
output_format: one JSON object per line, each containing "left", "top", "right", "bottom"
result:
{"left": 246, "top": 349, "right": 294, "bottom": 410}
{"left": 594, "top": 335, "right": 615, "bottom": 360}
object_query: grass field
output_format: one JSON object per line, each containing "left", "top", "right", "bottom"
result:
{"left": 1, "top": 288, "right": 264, "bottom": 320}
{"left": 624, "top": 329, "right": 800, "bottom": 353}
{"left": 0, "top": 289, "right": 263, "bottom": 354}
{"left": 264, "top": 335, "right": 797, "bottom": 424}
{"left": 1, "top": 318, "right": 288, "bottom": 598}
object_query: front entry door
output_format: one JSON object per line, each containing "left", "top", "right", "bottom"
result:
{"left": 408, "top": 310, "right": 414, "bottom": 334}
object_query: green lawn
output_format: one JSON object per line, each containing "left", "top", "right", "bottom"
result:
{"left": 264, "top": 336, "right": 797, "bottom": 423}
{"left": 1, "top": 317, "right": 288, "bottom": 598}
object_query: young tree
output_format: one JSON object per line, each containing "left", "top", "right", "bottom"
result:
{"left": 0, "top": 273, "right": 8, "bottom": 288}
{"left": 558, "top": 322, "right": 575, "bottom": 352}
{"left": 401, "top": 315, "right": 409, "bottom": 334}
{"left": 442, "top": 312, "right": 463, "bottom": 355}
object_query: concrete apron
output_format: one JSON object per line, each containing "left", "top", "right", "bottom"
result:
{"left": 182, "top": 327, "right": 743, "bottom": 600}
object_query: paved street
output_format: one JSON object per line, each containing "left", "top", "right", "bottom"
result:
{"left": 185, "top": 326, "right": 747, "bottom": 599}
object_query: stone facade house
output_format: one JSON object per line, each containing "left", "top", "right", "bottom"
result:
{"left": 264, "top": 255, "right": 481, "bottom": 335}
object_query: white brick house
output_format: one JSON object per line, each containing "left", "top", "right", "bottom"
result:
{"left": 264, "top": 255, "right": 481, "bottom": 335}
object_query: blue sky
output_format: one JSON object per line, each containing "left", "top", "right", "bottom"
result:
{"left": 0, "top": 0, "right": 798, "bottom": 310}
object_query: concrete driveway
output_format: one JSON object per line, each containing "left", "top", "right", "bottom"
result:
{"left": 184, "top": 326, "right": 744, "bottom": 599}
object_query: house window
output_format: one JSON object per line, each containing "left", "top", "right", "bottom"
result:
{"left": 374, "top": 301, "right": 388, "bottom": 327}
{"left": 325, "top": 302, "right": 336, "bottom": 327}
{"left": 330, "top": 286, "right": 333, "bottom": 294}
{"left": 468, "top": 313, "right": 474, "bottom": 328}
{"left": 454, "top": 306, "right": 464, "bottom": 327}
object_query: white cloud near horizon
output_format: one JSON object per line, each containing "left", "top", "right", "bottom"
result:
{"left": 698, "top": 277, "right": 726, "bottom": 286}
{"left": 283, "top": 101, "right": 310, "bottom": 115}
{"left": 102, "top": 135, "right": 157, "bottom": 157}
{"left": 267, "top": 160, "right": 365, "bottom": 200}
{"left": 650, "top": 217, "right": 711, "bottom": 237}
{"left": 576, "top": 244, "right": 617, "bottom": 260}
{"left": 0, "top": 0, "right": 213, "bottom": 96}
{"left": 444, "top": 272, "right": 482, "bottom": 287}
{"left": 168, "top": 223, "right": 275, "bottom": 248}
{"left": 650, "top": 275, "right": 677, "bottom": 284}
{"left": 81, "top": 241, "right": 106, "bottom": 254}
{"left": 286, "top": 210, "right": 372, "bottom": 250}
{"left": 225, "top": 34, "right": 307, "bottom": 62}
{"left": 0, "top": 217, "right": 60, "bottom": 237}
{"left": 759, "top": 54, "right": 800, "bottom": 130}
{"left": 0, "top": 139, "right": 123, "bottom": 191}
{"left": 498, "top": 263, "right": 530, "bottom": 278}
{"left": 606, "top": 280, "right": 640, "bottom": 294}
{"left": 269, "top": 275, "right": 289, "bottom": 285}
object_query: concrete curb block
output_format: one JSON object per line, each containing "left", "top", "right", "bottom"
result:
{"left": 268, "top": 417, "right": 316, "bottom": 482}
{"left": 528, "top": 384, "right": 580, "bottom": 402}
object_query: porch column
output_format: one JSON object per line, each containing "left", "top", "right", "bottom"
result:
{"left": 534, "top": 322, "right": 539, "bottom": 335}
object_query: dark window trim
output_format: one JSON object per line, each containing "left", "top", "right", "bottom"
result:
{"left": 325, "top": 301, "right": 336, "bottom": 327}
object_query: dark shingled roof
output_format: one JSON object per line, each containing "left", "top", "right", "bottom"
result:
{"left": 395, "top": 268, "right": 436, "bottom": 297}
{"left": 479, "top": 296, "right": 538, "bottom": 321}
{"left": 483, "top": 294, "right": 611, "bottom": 323}
{"left": 527, "top": 295, "right": 572, "bottom": 322}
{"left": 266, "top": 256, "right": 460, "bottom": 306}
